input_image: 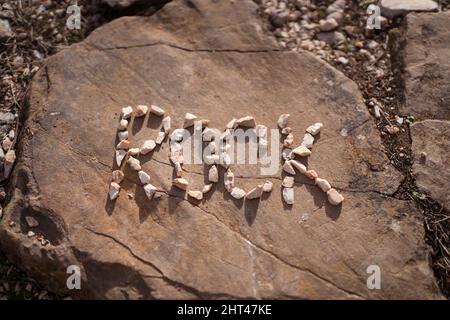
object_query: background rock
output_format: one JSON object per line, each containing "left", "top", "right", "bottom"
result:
{"left": 411, "top": 120, "right": 450, "bottom": 210}
{"left": 0, "top": 0, "right": 442, "bottom": 299}
{"left": 380, "top": 0, "right": 439, "bottom": 18}
{"left": 395, "top": 11, "right": 450, "bottom": 120}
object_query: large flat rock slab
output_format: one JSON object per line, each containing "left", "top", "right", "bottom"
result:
{"left": 411, "top": 120, "right": 450, "bottom": 210}
{"left": 399, "top": 11, "right": 450, "bottom": 120}
{"left": 380, "top": 0, "right": 439, "bottom": 18}
{"left": 0, "top": 0, "right": 442, "bottom": 299}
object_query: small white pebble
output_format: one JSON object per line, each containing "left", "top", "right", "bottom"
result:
{"left": 277, "top": 114, "right": 290, "bottom": 129}
{"left": 301, "top": 133, "right": 314, "bottom": 149}
{"left": 116, "top": 139, "right": 130, "bottom": 150}
{"left": 224, "top": 169, "right": 235, "bottom": 192}
{"left": 246, "top": 185, "right": 263, "bottom": 200}
{"left": 118, "top": 130, "right": 129, "bottom": 142}
{"left": 226, "top": 118, "right": 237, "bottom": 129}
{"left": 127, "top": 156, "right": 141, "bottom": 171}
{"left": 315, "top": 177, "right": 331, "bottom": 192}
{"left": 162, "top": 116, "right": 171, "bottom": 133}
{"left": 281, "top": 127, "right": 292, "bottom": 135}
{"left": 115, "top": 150, "right": 126, "bottom": 166}
{"left": 282, "top": 176, "right": 295, "bottom": 188}
{"left": 173, "top": 178, "right": 189, "bottom": 190}
{"left": 236, "top": 116, "right": 256, "bottom": 128}
{"left": 230, "top": 187, "right": 246, "bottom": 199}
{"left": 283, "top": 133, "right": 294, "bottom": 147}
{"left": 188, "top": 190, "right": 203, "bottom": 201}
{"left": 282, "top": 148, "right": 293, "bottom": 161}
{"left": 121, "top": 106, "right": 133, "bottom": 119}
{"left": 135, "top": 105, "right": 148, "bottom": 117}
{"left": 290, "top": 159, "right": 307, "bottom": 174}
{"left": 112, "top": 170, "right": 124, "bottom": 183}
{"left": 305, "top": 123, "right": 323, "bottom": 136}
{"left": 205, "top": 154, "right": 220, "bottom": 165}
{"left": 150, "top": 105, "right": 165, "bottom": 116}
{"left": 262, "top": 180, "right": 273, "bottom": 192}
{"left": 138, "top": 171, "right": 151, "bottom": 185}
{"left": 327, "top": 188, "right": 344, "bottom": 206}
{"left": 291, "top": 145, "right": 312, "bottom": 157}
{"left": 156, "top": 131, "right": 166, "bottom": 145}
{"left": 109, "top": 182, "right": 120, "bottom": 200}
{"left": 282, "top": 161, "right": 296, "bottom": 175}
{"left": 140, "top": 140, "right": 156, "bottom": 155}
{"left": 118, "top": 119, "right": 128, "bottom": 130}
{"left": 202, "top": 184, "right": 213, "bottom": 193}
{"left": 183, "top": 113, "right": 198, "bottom": 128}
{"left": 128, "top": 148, "right": 140, "bottom": 156}
{"left": 282, "top": 187, "right": 294, "bottom": 205}
{"left": 144, "top": 184, "right": 157, "bottom": 200}
{"left": 208, "top": 165, "right": 219, "bottom": 183}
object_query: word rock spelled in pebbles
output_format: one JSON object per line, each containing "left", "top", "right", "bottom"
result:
{"left": 283, "top": 133, "right": 294, "bottom": 147}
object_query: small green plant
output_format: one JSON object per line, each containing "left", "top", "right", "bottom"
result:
{"left": 412, "top": 191, "right": 427, "bottom": 201}
{"left": 406, "top": 115, "right": 415, "bottom": 125}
